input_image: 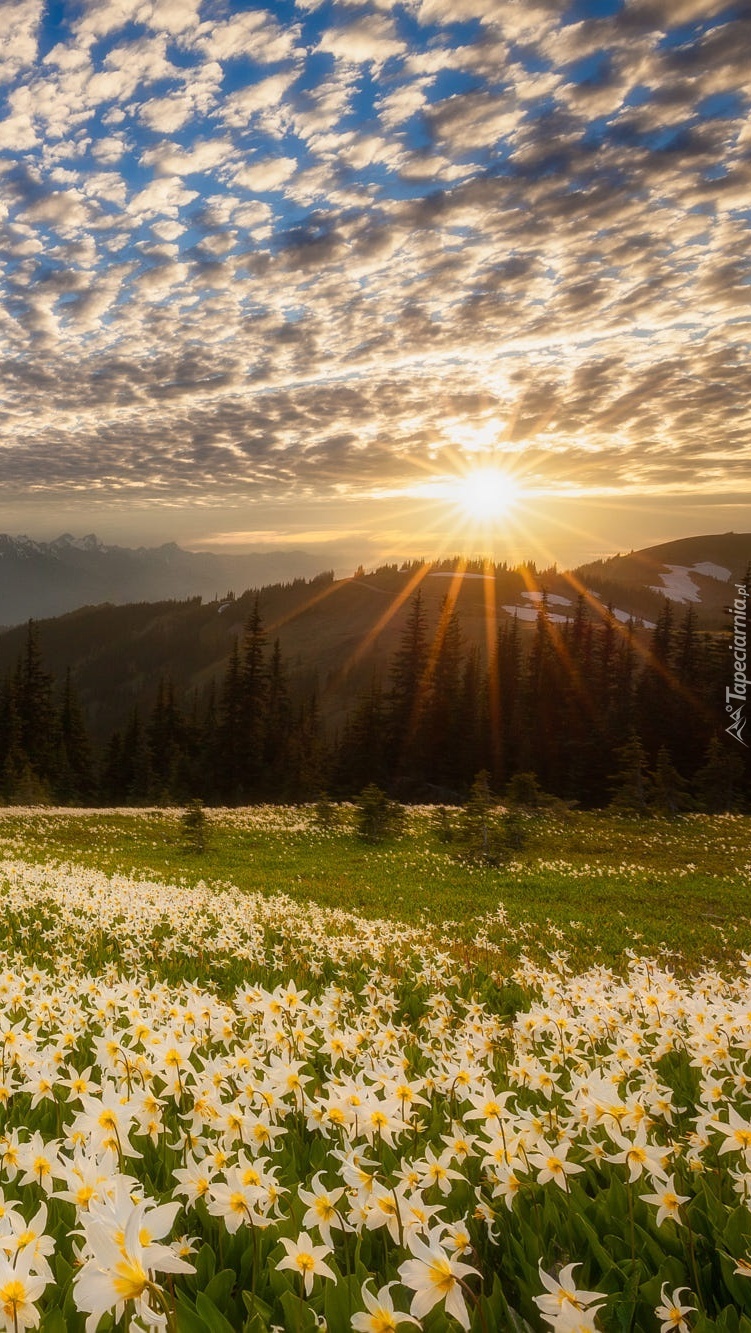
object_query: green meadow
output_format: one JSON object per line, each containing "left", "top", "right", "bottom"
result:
{"left": 1, "top": 805, "right": 748, "bottom": 972}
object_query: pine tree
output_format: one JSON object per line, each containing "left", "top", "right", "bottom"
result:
{"left": 493, "top": 614, "right": 523, "bottom": 786}
{"left": 458, "top": 769, "right": 495, "bottom": 861}
{"left": 147, "top": 678, "right": 184, "bottom": 803}
{"left": 421, "top": 600, "right": 465, "bottom": 791}
{"left": 290, "top": 692, "right": 327, "bottom": 798}
{"left": 523, "top": 598, "right": 564, "bottom": 791}
{"left": 609, "top": 731, "right": 651, "bottom": 812}
{"left": 335, "top": 678, "right": 388, "bottom": 795}
{"left": 215, "top": 638, "right": 243, "bottom": 801}
{"left": 238, "top": 596, "right": 269, "bottom": 796}
{"left": 0, "top": 676, "right": 24, "bottom": 804}
{"left": 386, "top": 590, "right": 428, "bottom": 785}
{"left": 650, "top": 746, "right": 690, "bottom": 817}
{"left": 122, "top": 710, "right": 151, "bottom": 805}
{"left": 694, "top": 736, "right": 745, "bottom": 812}
{"left": 636, "top": 601, "right": 677, "bottom": 758}
{"left": 264, "top": 639, "right": 292, "bottom": 795}
{"left": 58, "top": 668, "right": 95, "bottom": 804}
{"left": 100, "top": 730, "right": 125, "bottom": 804}
{"left": 16, "top": 622, "right": 57, "bottom": 792}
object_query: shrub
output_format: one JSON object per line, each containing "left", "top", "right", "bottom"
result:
{"left": 355, "top": 785, "right": 405, "bottom": 843}
{"left": 181, "top": 798, "right": 207, "bottom": 852}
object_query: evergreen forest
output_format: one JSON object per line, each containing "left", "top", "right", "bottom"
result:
{"left": 0, "top": 586, "right": 748, "bottom": 811}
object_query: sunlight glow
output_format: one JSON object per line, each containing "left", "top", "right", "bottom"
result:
{"left": 455, "top": 467, "right": 520, "bottom": 522}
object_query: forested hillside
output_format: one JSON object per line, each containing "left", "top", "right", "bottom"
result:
{"left": 0, "top": 571, "right": 747, "bottom": 810}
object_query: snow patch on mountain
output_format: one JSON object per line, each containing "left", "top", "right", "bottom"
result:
{"left": 649, "top": 561, "right": 733, "bottom": 603}
{"left": 521, "top": 591, "right": 572, "bottom": 606}
{"left": 692, "top": 561, "right": 732, "bottom": 582}
{"left": 502, "top": 605, "right": 570, "bottom": 623}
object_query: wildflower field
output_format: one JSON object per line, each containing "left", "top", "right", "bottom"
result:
{"left": 0, "top": 807, "right": 750, "bottom": 1332}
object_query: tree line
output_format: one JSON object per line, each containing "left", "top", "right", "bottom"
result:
{"left": 0, "top": 585, "right": 748, "bottom": 810}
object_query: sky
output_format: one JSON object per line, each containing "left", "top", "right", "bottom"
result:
{"left": 0, "top": 0, "right": 749, "bottom": 572}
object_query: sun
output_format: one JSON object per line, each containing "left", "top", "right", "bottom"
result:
{"left": 455, "top": 467, "right": 520, "bottom": 521}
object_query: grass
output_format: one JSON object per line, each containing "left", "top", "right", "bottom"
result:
{"left": 0, "top": 804, "right": 749, "bottom": 972}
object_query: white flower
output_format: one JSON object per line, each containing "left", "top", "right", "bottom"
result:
{"left": 655, "top": 1284, "right": 696, "bottom": 1333}
{"left": 534, "top": 1263, "right": 605, "bottom": 1327}
{"left": 0, "top": 1248, "right": 49, "bottom": 1332}
{"left": 397, "top": 1232, "right": 479, "bottom": 1330}
{"left": 277, "top": 1233, "right": 337, "bottom": 1296}
{"left": 640, "top": 1176, "right": 689, "bottom": 1227}
{"left": 351, "top": 1281, "right": 419, "bottom": 1332}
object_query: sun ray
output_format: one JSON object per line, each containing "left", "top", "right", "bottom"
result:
{"left": 334, "top": 560, "right": 434, "bottom": 683}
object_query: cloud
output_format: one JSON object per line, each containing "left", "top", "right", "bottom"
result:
{"left": 196, "top": 11, "right": 302, "bottom": 64}
{"left": 220, "top": 72, "right": 299, "bottom": 130}
{"left": 0, "top": 0, "right": 745, "bottom": 528}
{"left": 232, "top": 157, "right": 298, "bottom": 192}
{"left": 140, "top": 139, "right": 234, "bottom": 177}
{"left": 0, "top": 0, "right": 43, "bottom": 84}
{"left": 318, "top": 14, "right": 406, "bottom": 67}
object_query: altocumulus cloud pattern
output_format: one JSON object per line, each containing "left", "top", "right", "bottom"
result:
{"left": 0, "top": 0, "right": 748, "bottom": 507}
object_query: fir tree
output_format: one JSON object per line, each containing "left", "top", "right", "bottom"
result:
{"left": 58, "top": 668, "right": 95, "bottom": 804}
{"left": 421, "top": 600, "right": 465, "bottom": 791}
{"left": 238, "top": 596, "right": 269, "bottom": 795}
{"left": 650, "top": 746, "right": 690, "bottom": 817}
{"left": 215, "top": 638, "right": 243, "bottom": 801}
{"left": 386, "top": 589, "right": 428, "bottom": 785}
{"left": 694, "top": 736, "right": 745, "bottom": 812}
{"left": 16, "top": 622, "right": 58, "bottom": 791}
{"left": 264, "top": 639, "right": 292, "bottom": 795}
{"left": 609, "top": 731, "right": 651, "bottom": 812}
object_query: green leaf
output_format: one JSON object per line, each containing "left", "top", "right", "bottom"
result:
{"left": 725, "top": 1207, "right": 751, "bottom": 1256}
{"left": 279, "top": 1291, "right": 319, "bottom": 1332}
{"left": 195, "top": 1292, "right": 239, "bottom": 1333}
{"left": 241, "top": 1290, "right": 274, "bottom": 1322}
{"left": 175, "top": 1293, "right": 210, "bottom": 1333}
{"left": 203, "top": 1269, "right": 237, "bottom": 1311}
{"left": 324, "top": 1273, "right": 360, "bottom": 1333}
{"left": 39, "top": 1310, "right": 68, "bottom": 1333}
{"left": 195, "top": 1243, "right": 217, "bottom": 1289}
{"left": 53, "top": 1253, "right": 74, "bottom": 1292}
{"left": 242, "top": 1315, "right": 270, "bottom": 1333}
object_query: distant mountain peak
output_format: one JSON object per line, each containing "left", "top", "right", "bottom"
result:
{"left": 0, "top": 532, "right": 331, "bottom": 625}
{"left": 51, "top": 533, "right": 105, "bottom": 553}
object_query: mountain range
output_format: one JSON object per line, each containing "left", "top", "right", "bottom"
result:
{"left": 0, "top": 533, "right": 328, "bottom": 628}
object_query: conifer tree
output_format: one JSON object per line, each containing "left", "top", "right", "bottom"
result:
{"left": 523, "top": 597, "right": 564, "bottom": 790}
{"left": 147, "top": 678, "right": 183, "bottom": 802}
{"left": 493, "top": 613, "right": 523, "bottom": 785}
{"left": 100, "top": 730, "right": 125, "bottom": 804}
{"left": 290, "top": 692, "right": 327, "bottom": 798}
{"left": 264, "top": 639, "right": 292, "bottom": 794}
{"left": 421, "top": 601, "right": 465, "bottom": 790}
{"left": 239, "top": 595, "right": 269, "bottom": 795}
{"left": 16, "top": 622, "right": 57, "bottom": 791}
{"left": 650, "top": 745, "right": 690, "bottom": 817}
{"left": 215, "top": 638, "right": 243, "bottom": 801}
{"left": 694, "top": 736, "right": 745, "bottom": 812}
{"left": 386, "top": 589, "right": 428, "bottom": 785}
{"left": 58, "top": 668, "right": 95, "bottom": 804}
{"left": 0, "top": 677, "right": 24, "bottom": 803}
{"left": 609, "top": 731, "right": 651, "bottom": 812}
{"left": 123, "top": 709, "right": 151, "bottom": 805}
{"left": 334, "top": 677, "right": 387, "bottom": 795}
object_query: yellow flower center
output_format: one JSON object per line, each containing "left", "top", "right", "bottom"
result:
{"left": 0, "top": 1279, "right": 27, "bottom": 1318}
{"left": 428, "top": 1258, "right": 456, "bottom": 1295}
{"left": 112, "top": 1259, "right": 148, "bottom": 1301}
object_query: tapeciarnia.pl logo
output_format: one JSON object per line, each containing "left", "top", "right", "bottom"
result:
{"left": 727, "top": 582, "right": 748, "bottom": 747}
